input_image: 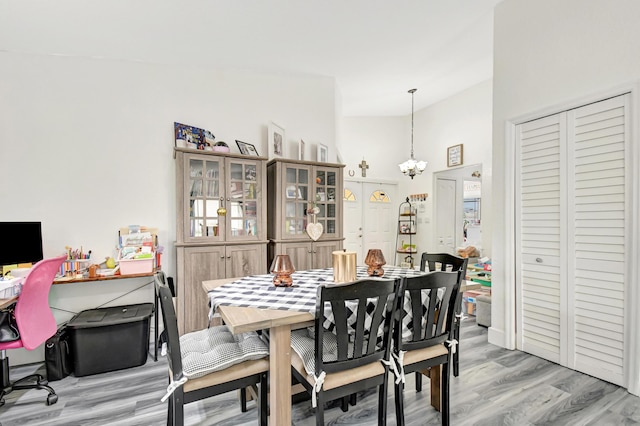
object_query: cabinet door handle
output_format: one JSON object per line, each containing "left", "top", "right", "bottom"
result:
{"left": 308, "top": 250, "right": 312, "bottom": 253}
{"left": 227, "top": 255, "right": 231, "bottom": 259}
{"left": 220, "top": 255, "right": 225, "bottom": 259}
{"left": 535, "top": 257, "right": 543, "bottom": 263}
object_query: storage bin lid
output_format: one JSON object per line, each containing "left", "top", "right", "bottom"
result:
{"left": 67, "top": 303, "right": 154, "bottom": 329}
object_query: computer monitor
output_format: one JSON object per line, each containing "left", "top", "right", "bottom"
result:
{"left": 0, "top": 222, "right": 44, "bottom": 266}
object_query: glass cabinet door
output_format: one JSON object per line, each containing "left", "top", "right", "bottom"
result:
{"left": 227, "top": 159, "right": 261, "bottom": 241}
{"left": 314, "top": 167, "right": 338, "bottom": 237}
{"left": 283, "top": 164, "right": 310, "bottom": 238}
{"left": 188, "top": 156, "right": 223, "bottom": 240}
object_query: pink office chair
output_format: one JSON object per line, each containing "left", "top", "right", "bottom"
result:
{"left": 0, "top": 254, "right": 66, "bottom": 406}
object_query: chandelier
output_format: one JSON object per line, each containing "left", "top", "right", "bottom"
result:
{"left": 398, "top": 88, "right": 427, "bottom": 179}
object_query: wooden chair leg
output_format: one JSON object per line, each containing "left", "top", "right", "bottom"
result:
{"left": 394, "top": 380, "right": 405, "bottom": 426}
{"left": 259, "top": 373, "right": 268, "bottom": 426}
{"left": 167, "top": 397, "right": 174, "bottom": 426}
{"left": 316, "top": 392, "right": 325, "bottom": 426}
{"left": 341, "top": 396, "right": 349, "bottom": 412}
{"left": 378, "top": 380, "right": 388, "bottom": 426}
{"left": 442, "top": 362, "right": 450, "bottom": 426}
{"left": 172, "top": 389, "right": 185, "bottom": 426}
{"left": 453, "top": 320, "right": 461, "bottom": 377}
{"left": 240, "top": 387, "right": 247, "bottom": 412}
{"left": 415, "top": 372, "right": 422, "bottom": 392}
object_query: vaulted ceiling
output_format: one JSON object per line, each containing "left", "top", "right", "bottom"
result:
{"left": 0, "top": 0, "right": 501, "bottom": 116}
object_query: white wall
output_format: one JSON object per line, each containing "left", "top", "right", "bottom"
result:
{"left": 341, "top": 80, "right": 493, "bottom": 259}
{"left": 492, "top": 0, "right": 640, "bottom": 393}
{"left": 339, "top": 115, "right": 408, "bottom": 181}
{"left": 0, "top": 51, "right": 336, "bottom": 363}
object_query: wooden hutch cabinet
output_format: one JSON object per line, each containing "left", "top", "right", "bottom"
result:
{"left": 175, "top": 148, "right": 268, "bottom": 333}
{"left": 267, "top": 158, "right": 344, "bottom": 270}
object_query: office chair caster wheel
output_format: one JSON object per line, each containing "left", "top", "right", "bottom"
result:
{"left": 46, "top": 393, "right": 58, "bottom": 405}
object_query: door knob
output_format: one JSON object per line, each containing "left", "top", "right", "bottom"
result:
{"left": 535, "top": 257, "right": 543, "bottom": 263}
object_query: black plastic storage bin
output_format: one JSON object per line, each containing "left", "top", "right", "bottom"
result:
{"left": 67, "top": 303, "right": 154, "bottom": 376}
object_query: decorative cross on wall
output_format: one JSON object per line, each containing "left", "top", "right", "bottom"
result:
{"left": 359, "top": 159, "right": 369, "bottom": 177}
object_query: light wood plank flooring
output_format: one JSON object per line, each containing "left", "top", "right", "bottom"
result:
{"left": 1, "top": 318, "right": 639, "bottom": 425}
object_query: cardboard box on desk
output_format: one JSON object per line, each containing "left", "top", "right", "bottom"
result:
{"left": 119, "top": 227, "right": 158, "bottom": 247}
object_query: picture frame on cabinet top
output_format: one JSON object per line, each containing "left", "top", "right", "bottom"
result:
{"left": 236, "top": 140, "right": 259, "bottom": 156}
{"left": 268, "top": 122, "right": 286, "bottom": 159}
{"left": 317, "top": 143, "right": 328, "bottom": 163}
{"left": 299, "top": 139, "right": 306, "bottom": 161}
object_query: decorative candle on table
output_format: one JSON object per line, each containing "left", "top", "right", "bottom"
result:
{"left": 332, "top": 250, "right": 357, "bottom": 283}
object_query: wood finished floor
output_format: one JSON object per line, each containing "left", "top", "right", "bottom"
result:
{"left": 1, "top": 317, "right": 639, "bottom": 425}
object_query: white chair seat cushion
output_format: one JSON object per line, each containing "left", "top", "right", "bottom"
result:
{"left": 290, "top": 329, "right": 385, "bottom": 392}
{"left": 290, "top": 328, "right": 337, "bottom": 375}
{"left": 180, "top": 325, "right": 268, "bottom": 379}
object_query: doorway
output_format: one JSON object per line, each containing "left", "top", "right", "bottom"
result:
{"left": 433, "top": 164, "right": 483, "bottom": 256}
{"left": 343, "top": 180, "right": 398, "bottom": 265}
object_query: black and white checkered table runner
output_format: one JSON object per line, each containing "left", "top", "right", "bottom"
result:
{"left": 208, "top": 266, "right": 429, "bottom": 336}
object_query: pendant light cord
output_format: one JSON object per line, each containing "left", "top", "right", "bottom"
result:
{"left": 409, "top": 88, "right": 416, "bottom": 160}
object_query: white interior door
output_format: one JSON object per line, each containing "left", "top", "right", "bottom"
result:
{"left": 363, "top": 182, "right": 397, "bottom": 266}
{"left": 435, "top": 177, "right": 457, "bottom": 254}
{"left": 516, "top": 112, "right": 565, "bottom": 365}
{"left": 343, "top": 183, "right": 364, "bottom": 259}
{"left": 343, "top": 180, "right": 397, "bottom": 265}
{"left": 515, "top": 94, "right": 629, "bottom": 387}
{"left": 566, "top": 95, "right": 628, "bottom": 385}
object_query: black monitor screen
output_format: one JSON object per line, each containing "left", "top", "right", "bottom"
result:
{"left": 0, "top": 222, "right": 44, "bottom": 266}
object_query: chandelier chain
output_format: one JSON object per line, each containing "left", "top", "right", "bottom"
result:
{"left": 410, "top": 89, "right": 415, "bottom": 159}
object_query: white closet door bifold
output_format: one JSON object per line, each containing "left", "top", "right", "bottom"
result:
{"left": 516, "top": 113, "right": 566, "bottom": 364}
{"left": 566, "top": 95, "right": 628, "bottom": 386}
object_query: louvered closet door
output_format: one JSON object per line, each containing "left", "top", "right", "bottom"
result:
{"left": 566, "top": 95, "right": 628, "bottom": 386}
{"left": 516, "top": 113, "right": 566, "bottom": 364}
{"left": 516, "top": 94, "right": 629, "bottom": 387}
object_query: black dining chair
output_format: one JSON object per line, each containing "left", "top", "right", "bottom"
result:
{"left": 419, "top": 252, "right": 468, "bottom": 380}
{"left": 155, "top": 272, "right": 269, "bottom": 426}
{"left": 289, "top": 278, "right": 401, "bottom": 426}
{"left": 392, "top": 271, "right": 462, "bottom": 426}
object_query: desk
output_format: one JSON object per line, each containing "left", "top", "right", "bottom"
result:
{"left": 206, "top": 267, "right": 475, "bottom": 425}
{"left": 0, "top": 297, "right": 16, "bottom": 310}
{"left": 53, "top": 271, "right": 159, "bottom": 361}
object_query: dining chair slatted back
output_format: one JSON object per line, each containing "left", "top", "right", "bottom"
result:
{"left": 290, "top": 278, "right": 401, "bottom": 426}
{"left": 155, "top": 272, "right": 268, "bottom": 426}
{"left": 419, "top": 252, "right": 468, "bottom": 379}
{"left": 393, "top": 271, "right": 462, "bottom": 426}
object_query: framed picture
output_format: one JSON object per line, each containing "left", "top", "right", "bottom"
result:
{"left": 299, "top": 139, "right": 306, "bottom": 161}
{"left": 317, "top": 143, "right": 328, "bottom": 163}
{"left": 447, "top": 144, "right": 463, "bottom": 167}
{"left": 236, "top": 140, "right": 259, "bottom": 156}
{"left": 268, "top": 122, "right": 286, "bottom": 159}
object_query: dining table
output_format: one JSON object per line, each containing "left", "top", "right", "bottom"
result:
{"left": 204, "top": 266, "right": 477, "bottom": 425}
